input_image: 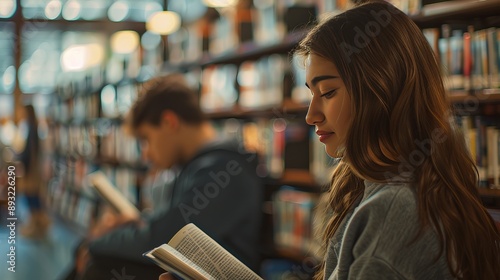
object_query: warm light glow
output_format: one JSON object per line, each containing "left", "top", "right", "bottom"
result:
{"left": 45, "top": 0, "right": 62, "bottom": 20}
{"left": 86, "top": 43, "right": 105, "bottom": 67}
{"left": 0, "top": 0, "right": 15, "bottom": 18}
{"left": 0, "top": 119, "right": 16, "bottom": 145}
{"left": 202, "top": 0, "right": 237, "bottom": 8}
{"left": 60, "top": 43, "right": 105, "bottom": 72}
{"left": 108, "top": 0, "right": 129, "bottom": 22}
{"left": 2, "top": 65, "right": 15, "bottom": 93}
{"left": 61, "top": 45, "right": 87, "bottom": 71}
{"left": 111, "top": 30, "right": 140, "bottom": 54}
{"left": 146, "top": 11, "right": 181, "bottom": 35}
{"left": 62, "top": 0, "right": 81, "bottom": 21}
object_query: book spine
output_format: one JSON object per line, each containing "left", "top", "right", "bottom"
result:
{"left": 450, "top": 30, "right": 464, "bottom": 90}
{"left": 487, "top": 28, "right": 500, "bottom": 89}
{"left": 463, "top": 27, "right": 473, "bottom": 91}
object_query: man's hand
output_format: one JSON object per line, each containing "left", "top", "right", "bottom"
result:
{"left": 75, "top": 243, "right": 90, "bottom": 275}
{"left": 89, "top": 208, "right": 141, "bottom": 239}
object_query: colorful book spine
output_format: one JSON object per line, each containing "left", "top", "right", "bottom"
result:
{"left": 272, "top": 187, "right": 318, "bottom": 253}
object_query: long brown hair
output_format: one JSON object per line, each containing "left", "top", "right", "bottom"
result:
{"left": 297, "top": 1, "right": 500, "bottom": 279}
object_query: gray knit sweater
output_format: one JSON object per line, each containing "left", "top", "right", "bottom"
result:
{"left": 325, "top": 181, "right": 453, "bottom": 280}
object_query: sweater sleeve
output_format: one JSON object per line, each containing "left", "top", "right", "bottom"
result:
{"left": 348, "top": 256, "right": 407, "bottom": 280}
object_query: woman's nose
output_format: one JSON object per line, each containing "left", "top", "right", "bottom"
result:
{"left": 305, "top": 97, "right": 324, "bottom": 126}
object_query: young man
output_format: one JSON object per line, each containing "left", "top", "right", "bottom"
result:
{"left": 76, "top": 74, "right": 263, "bottom": 280}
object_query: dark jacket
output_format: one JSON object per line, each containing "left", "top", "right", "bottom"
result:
{"left": 89, "top": 140, "right": 263, "bottom": 271}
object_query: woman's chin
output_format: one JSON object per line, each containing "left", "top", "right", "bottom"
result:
{"left": 325, "top": 146, "right": 340, "bottom": 158}
{"left": 325, "top": 144, "right": 345, "bottom": 158}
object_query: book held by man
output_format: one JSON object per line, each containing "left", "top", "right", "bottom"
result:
{"left": 143, "top": 223, "right": 263, "bottom": 280}
{"left": 87, "top": 171, "right": 141, "bottom": 220}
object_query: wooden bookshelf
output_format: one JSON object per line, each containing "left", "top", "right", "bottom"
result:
{"left": 164, "top": 30, "right": 308, "bottom": 71}
{"left": 205, "top": 98, "right": 308, "bottom": 120}
{"left": 449, "top": 90, "right": 500, "bottom": 104}
{"left": 479, "top": 188, "right": 500, "bottom": 199}
{"left": 411, "top": 0, "right": 500, "bottom": 28}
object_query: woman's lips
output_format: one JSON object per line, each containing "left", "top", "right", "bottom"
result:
{"left": 316, "top": 130, "right": 334, "bottom": 143}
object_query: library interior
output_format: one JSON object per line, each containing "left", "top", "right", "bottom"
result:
{"left": 0, "top": 0, "right": 499, "bottom": 279}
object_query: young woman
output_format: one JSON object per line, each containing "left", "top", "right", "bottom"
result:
{"left": 297, "top": 1, "right": 500, "bottom": 279}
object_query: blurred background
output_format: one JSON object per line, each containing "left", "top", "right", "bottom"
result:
{"left": 0, "top": 0, "right": 499, "bottom": 279}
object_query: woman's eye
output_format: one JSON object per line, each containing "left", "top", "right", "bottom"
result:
{"left": 320, "top": 90, "right": 337, "bottom": 99}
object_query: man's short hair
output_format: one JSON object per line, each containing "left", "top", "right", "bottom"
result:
{"left": 129, "top": 74, "right": 205, "bottom": 130}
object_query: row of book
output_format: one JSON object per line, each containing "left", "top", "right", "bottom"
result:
{"left": 272, "top": 187, "right": 322, "bottom": 258}
{"left": 213, "top": 118, "right": 286, "bottom": 179}
{"left": 167, "top": 2, "right": 310, "bottom": 62}
{"left": 53, "top": 67, "right": 105, "bottom": 100}
{"left": 214, "top": 118, "right": 313, "bottom": 180}
{"left": 200, "top": 55, "right": 288, "bottom": 112}
{"left": 167, "top": 0, "right": 421, "bottom": 64}
{"left": 49, "top": 93, "right": 100, "bottom": 123}
{"left": 213, "top": 117, "right": 337, "bottom": 183}
{"left": 214, "top": 117, "right": 336, "bottom": 182}
{"left": 50, "top": 124, "right": 98, "bottom": 158}
{"left": 198, "top": 54, "right": 311, "bottom": 113}
{"left": 46, "top": 157, "right": 98, "bottom": 228}
{"left": 424, "top": 26, "right": 500, "bottom": 91}
{"left": 100, "top": 124, "right": 143, "bottom": 164}
{"left": 49, "top": 81, "right": 141, "bottom": 123}
{"left": 458, "top": 115, "right": 500, "bottom": 188}
{"left": 101, "top": 82, "right": 140, "bottom": 119}
{"left": 46, "top": 186, "right": 97, "bottom": 229}
{"left": 49, "top": 118, "right": 143, "bottom": 165}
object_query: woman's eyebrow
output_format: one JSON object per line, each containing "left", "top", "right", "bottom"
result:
{"left": 305, "top": 75, "right": 340, "bottom": 88}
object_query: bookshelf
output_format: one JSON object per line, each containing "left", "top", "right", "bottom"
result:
{"left": 411, "top": 0, "right": 500, "bottom": 28}
{"left": 45, "top": 72, "right": 153, "bottom": 230}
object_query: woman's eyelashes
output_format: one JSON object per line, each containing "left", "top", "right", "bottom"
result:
{"left": 320, "top": 89, "right": 337, "bottom": 99}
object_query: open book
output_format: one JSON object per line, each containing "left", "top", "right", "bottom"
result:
{"left": 144, "top": 223, "right": 263, "bottom": 280}
{"left": 87, "top": 171, "right": 140, "bottom": 220}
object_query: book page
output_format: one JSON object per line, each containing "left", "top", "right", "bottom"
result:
{"left": 149, "top": 245, "right": 213, "bottom": 280}
{"left": 87, "top": 171, "right": 140, "bottom": 219}
{"left": 168, "top": 223, "right": 263, "bottom": 280}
